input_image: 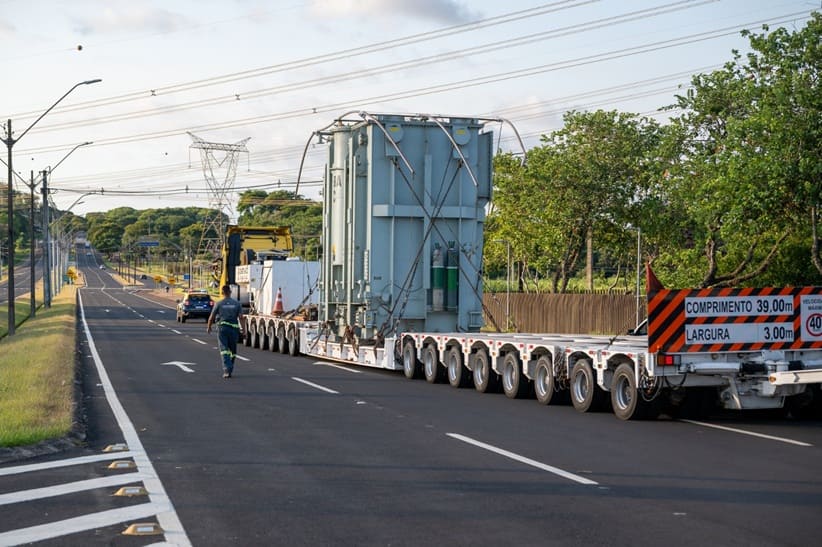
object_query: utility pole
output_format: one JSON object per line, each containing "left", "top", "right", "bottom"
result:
{"left": 41, "top": 170, "right": 51, "bottom": 308}
{"left": 28, "top": 171, "right": 36, "bottom": 317}
{"left": 2, "top": 79, "right": 101, "bottom": 335}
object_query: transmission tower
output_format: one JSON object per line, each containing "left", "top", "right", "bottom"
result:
{"left": 187, "top": 132, "right": 250, "bottom": 265}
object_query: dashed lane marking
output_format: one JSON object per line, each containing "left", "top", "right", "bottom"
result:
{"left": 315, "top": 362, "right": 362, "bottom": 373}
{"left": 446, "top": 433, "right": 599, "bottom": 486}
{"left": 292, "top": 377, "right": 339, "bottom": 394}
{"left": 191, "top": 338, "right": 207, "bottom": 345}
{"left": 680, "top": 420, "right": 813, "bottom": 447}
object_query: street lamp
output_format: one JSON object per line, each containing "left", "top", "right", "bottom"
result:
{"left": 43, "top": 143, "right": 93, "bottom": 308}
{"left": 2, "top": 78, "right": 101, "bottom": 335}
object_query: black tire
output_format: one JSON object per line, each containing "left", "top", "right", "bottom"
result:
{"left": 268, "top": 326, "right": 279, "bottom": 352}
{"left": 611, "top": 363, "right": 655, "bottom": 420}
{"left": 502, "top": 353, "right": 532, "bottom": 399}
{"left": 473, "top": 348, "right": 500, "bottom": 393}
{"left": 446, "top": 347, "right": 470, "bottom": 388}
{"left": 251, "top": 327, "right": 260, "bottom": 349}
{"left": 534, "top": 355, "right": 567, "bottom": 405}
{"left": 786, "top": 385, "right": 822, "bottom": 420}
{"left": 287, "top": 328, "right": 300, "bottom": 356}
{"left": 423, "top": 345, "right": 445, "bottom": 383}
{"left": 180, "top": 315, "right": 186, "bottom": 323}
{"left": 402, "top": 340, "right": 422, "bottom": 379}
{"left": 277, "top": 326, "right": 288, "bottom": 355}
{"left": 570, "top": 359, "right": 608, "bottom": 413}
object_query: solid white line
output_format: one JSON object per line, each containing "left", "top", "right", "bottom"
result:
{"left": 77, "top": 290, "right": 191, "bottom": 546}
{"left": 235, "top": 355, "right": 250, "bottom": 362}
{"left": 680, "top": 420, "right": 813, "bottom": 447}
{"left": 191, "top": 338, "right": 207, "bottom": 345}
{"left": 315, "top": 361, "right": 362, "bottom": 374}
{"left": 446, "top": 433, "right": 598, "bottom": 485}
{"left": 0, "top": 473, "right": 146, "bottom": 505}
{"left": 0, "top": 503, "right": 169, "bottom": 545}
{"left": 292, "top": 377, "right": 339, "bottom": 394}
{"left": 0, "top": 452, "right": 134, "bottom": 477}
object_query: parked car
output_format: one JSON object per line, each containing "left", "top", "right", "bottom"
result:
{"left": 176, "top": 290, "right": 214, "bottom": 323}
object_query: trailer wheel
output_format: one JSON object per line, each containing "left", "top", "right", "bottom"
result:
{"left": 260, "top": 328, "right": 270, "bottom": 351}
{"left": 570, "top": 359, "right": 607, "bottom": 412}
{"left": 611, "top": 363, "right": 654, "bottom": 420}
{"left": 473, "top": 348, "right": 500, "bottom": 393}
{"left": 287, "top": 328, "right": 299, "bottom": 356}
{"left": 446, "top": 347, "right": 470, "bottom": 388}
{"left": 251, "top": 327, "right": 260, "bottom": 349}
{"left": 267, "top": 326, "right": 278, "bottom": 352}
{"left": 423, "top": 345, "right": 445, "bottom": 383}
{"left": 277, "top": 326, "right": 288, "bottom": 354}
{"left": 402, "top": 340, "right": 422, "bottom": 379}
{"left": 502, "top": 353, "right": 532, "bottom": 399}
{"left": 535, "top": 355, "right": 566, "bottom": 405}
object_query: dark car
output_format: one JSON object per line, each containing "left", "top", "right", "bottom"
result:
{"left": 176, "top": 290, "right": 214, "bottom": 323}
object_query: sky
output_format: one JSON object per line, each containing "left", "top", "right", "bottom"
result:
{"left": 0, "top": 0, "right": 818, "bottom": 219}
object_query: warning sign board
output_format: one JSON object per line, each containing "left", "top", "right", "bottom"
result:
{"left": 648, "top": 287, "right": 822, "bottom": 353}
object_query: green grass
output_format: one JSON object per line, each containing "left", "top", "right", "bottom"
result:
{"left": 0, "top": 286, "right": 77, "bottom": 447}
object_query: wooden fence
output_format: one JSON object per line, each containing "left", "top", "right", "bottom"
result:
{"left": 483, "top": 292, "right": 647, "bottom": 335}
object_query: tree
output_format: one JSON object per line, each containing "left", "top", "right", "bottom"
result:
{"left": 488, "top": 110, "right": 662, "bottom": 292}
{"left": 659, "top": 14, "right": 821, "bottom": 287}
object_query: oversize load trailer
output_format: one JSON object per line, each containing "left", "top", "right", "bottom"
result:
{"left": 239, "top": 112, "right": 822, "bottom": 420}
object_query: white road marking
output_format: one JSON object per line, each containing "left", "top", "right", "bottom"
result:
{"left": 292, "top": 377, "right": 339, "bottom": 394}
{"left": 315, "top": 361, "right": 362, "bottom": 373}
{"left": 162, "top": 361, "right": 196, "bottom": 373}
{"left": 147, "top": 319, "right": 155, "bottom": 324}
{"left": 172, "top": 329, "right": 182, "bottom": 335}
{"left": 0, "top": 503, "right": 170, "bottom": 545}
{"left": 680, "top": 419, "right": 813, "bottom": 447}
{"left": 76, "top": 290, "right": 191, "bottom": 545}
{"left": 0, "top": 473, "right": 146, "bottom": 505}
{"left": 235, "top": 355, "right": 250, "bottom": 362}
{"left": 446, "top": 433, "right": 599, "bottom": 486}
{"left": 0, "top": 452, "right": 133, "bottom": 477}
{"left": 191, "top": 338, "right": 207, "bottom": 345}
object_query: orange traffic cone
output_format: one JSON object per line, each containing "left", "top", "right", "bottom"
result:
{"left": 272, "top": 287, "right": 284, "bottom": 316}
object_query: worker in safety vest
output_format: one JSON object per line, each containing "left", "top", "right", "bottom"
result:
{"left": 207, "top": 285, "right": 244, "bottom": 378}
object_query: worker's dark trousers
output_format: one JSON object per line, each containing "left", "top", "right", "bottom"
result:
{"left": 218, "top": 326, "right": 239, "bottom": 374}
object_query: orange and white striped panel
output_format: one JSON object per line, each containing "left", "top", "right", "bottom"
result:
{"left": 648, "top": 287, "right": 822, "bottom": 353}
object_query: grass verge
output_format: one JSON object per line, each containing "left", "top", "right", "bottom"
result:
{"left": 0, "top": 286, "right": 77, "bottom": 447}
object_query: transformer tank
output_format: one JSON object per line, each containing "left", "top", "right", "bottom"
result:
{"left": 319, "top": 114, "right": 493, "bottom": 346}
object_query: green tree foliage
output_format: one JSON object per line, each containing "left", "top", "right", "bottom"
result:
{"left": 658, "top": 14, "right": 821, "bottom": 287}
{"left": 488, "top": 110, "right": 663, "bottom": 292}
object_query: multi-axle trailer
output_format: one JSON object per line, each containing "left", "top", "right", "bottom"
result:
{"left": 237, "top": 112, "right": 822, "bottom": 420}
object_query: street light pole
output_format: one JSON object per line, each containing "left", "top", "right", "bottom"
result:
{"left": 42, "top": 142, "right": 93, "bottom": 308}
{"left": 2, "top": 79, "right": 101, "bottom": 335}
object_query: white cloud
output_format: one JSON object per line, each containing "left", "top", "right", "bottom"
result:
{"left": 308, "top": 0, "right": 479, "bottom": 24}
{"left": 0, "top": 19, "right": 15, "bottom": 37}
{"left": 71, "top": 5, "right": 189, "bottom": 35}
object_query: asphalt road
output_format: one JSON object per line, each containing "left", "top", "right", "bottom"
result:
{"left": 1, "top": 257, "right": 822, "bottom": 546}
{"left": 0, "top": 256, "right": 42, "bottom": 306}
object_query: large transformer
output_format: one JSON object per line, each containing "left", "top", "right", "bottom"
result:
{"left": 318, "top": 113, "right": 493, "bottom": 345}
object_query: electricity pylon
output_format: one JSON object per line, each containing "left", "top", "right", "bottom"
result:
{"left": 187, "top": 132, "right": 250, "bottom": 266}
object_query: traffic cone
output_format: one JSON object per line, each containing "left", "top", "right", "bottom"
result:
{"left": 272, "top": 287, "right": 284, "bottom": 316}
